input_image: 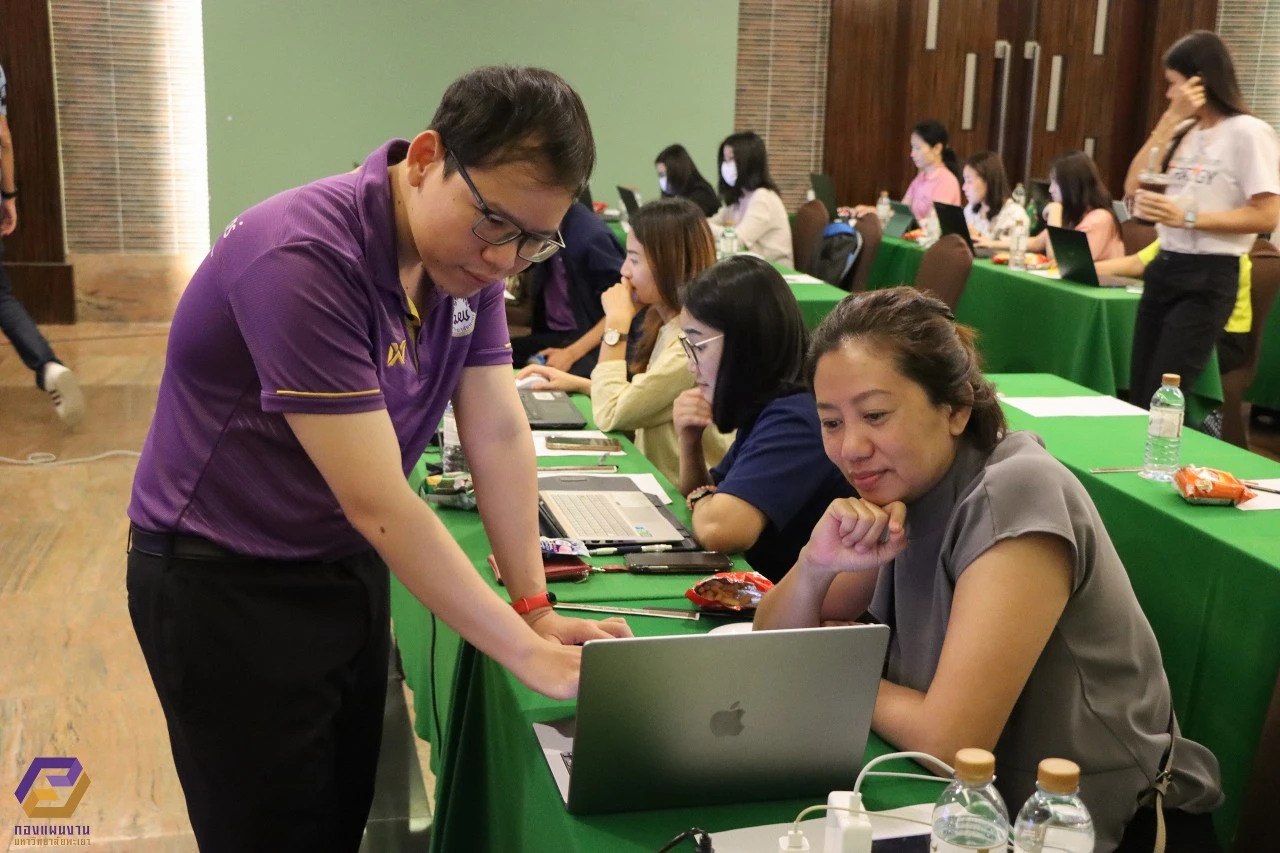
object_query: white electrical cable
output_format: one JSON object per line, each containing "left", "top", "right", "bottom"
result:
{"left": 854, "top": 751, "right": 955, "bottom": 794}
{"left": 789, "top": 803, "right": 935, "bottom": 835}
{"left": 0, "top": 450, "right": 141, "bottom": 467}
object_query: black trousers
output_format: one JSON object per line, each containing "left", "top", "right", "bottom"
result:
{"left": 1131, "top": 251, "right": 1239, "bottom": 409}
{"left": 127, "top": 532, "right": 390, "bottom": 853}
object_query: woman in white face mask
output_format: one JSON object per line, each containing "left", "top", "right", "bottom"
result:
{"left": 708, "top": 131, "right": 794, "bottom": 266}
{"left": 654, "top": 143, "right": 720, "bottom": 217}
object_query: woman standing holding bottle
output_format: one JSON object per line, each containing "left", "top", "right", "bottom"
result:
{"left": 1125, "top": 31, "right": 1280, "bottom": 409}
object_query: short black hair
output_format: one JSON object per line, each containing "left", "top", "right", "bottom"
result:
{"left": 717, "top": 131, "right": 779, "bottom": 207}
{"left": 683, "top": 255, "right": 808, "bottom": 432}
{"left": 430, "top": 65, "right": 595, "bottom": 192}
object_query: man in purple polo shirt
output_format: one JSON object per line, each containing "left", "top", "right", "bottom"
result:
{"left": 126, "top": 66, "right": 630, "bottom": 852}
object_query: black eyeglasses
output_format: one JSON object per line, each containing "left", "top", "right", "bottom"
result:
{"left": 447, "top": 150, "right": 566, "bottom": 263}
{"left": 677, "top": 333, "right": 724, "bottom": 370}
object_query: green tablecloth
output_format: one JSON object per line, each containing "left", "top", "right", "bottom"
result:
{"left": 991, "top": 373, "right": 1280, "bottom": 844}
{"left": 866, "top": 237, "right": 1224, "bottom": 422}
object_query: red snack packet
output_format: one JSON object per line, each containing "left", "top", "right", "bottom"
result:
{"left": 685, "top": 571, "right": 774, "bottom": 612}
{"left": 1173, "top": 465, "right": 1257, "bottom": 506}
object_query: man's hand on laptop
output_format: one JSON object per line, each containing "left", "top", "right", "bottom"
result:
{"left": 525, "top": 608, "right": 633, "bottom": 645}
{"left": 515, "top": 363, "right": 591, "bottom": 394}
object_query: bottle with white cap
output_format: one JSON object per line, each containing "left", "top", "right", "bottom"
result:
{"left": 1012, "top": 758, "right": 1096, "bottom": 853}
{"left": 930, "top": 748, "right": 1011, "bottom": 852}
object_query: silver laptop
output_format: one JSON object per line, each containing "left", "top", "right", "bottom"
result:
{"left": 539, "top": 475, "right": 685, "bottom": 545}
{"left": 535, "top": 624, "right": 891, "bottom": 814}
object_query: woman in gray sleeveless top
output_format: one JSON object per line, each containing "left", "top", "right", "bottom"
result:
{"left": 755, "top": 287, "right": 1223, "bottom": 853}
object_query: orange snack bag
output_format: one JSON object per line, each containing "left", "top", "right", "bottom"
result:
{"left": 1173, "top": 465, "right": 1257, "bottom": 506}
{"left": 686, "top": 571, "right": 774, "bottom": 612}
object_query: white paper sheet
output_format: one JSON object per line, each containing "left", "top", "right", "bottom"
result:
{"left": 1000, "top": 395, "right": 1147, "bottom": 417}
{"left": 531, "top": 430, "right": 627, "bottom": 457}
{"left": 536, "top": 471, "right": 672, "bottom": 505}
{"left": 782, "top": 273, "right": 827, "bottom": 285}
{"left": 1238, "top": 479, "right": 1280, "bottom": 511}
{"left": 709, "top": 802, "right": 933, "bottom": 850}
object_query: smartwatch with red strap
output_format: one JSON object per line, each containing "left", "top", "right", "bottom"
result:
{"left": 511, "top": 591, "right": 557, "bottom": 615}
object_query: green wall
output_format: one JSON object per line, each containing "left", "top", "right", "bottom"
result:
{"left": 202, "top": 0, "right": 738, "bottom": 238}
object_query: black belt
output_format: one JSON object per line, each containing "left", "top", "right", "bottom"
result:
{"left": 128, "top": 523, "right": 246, "bottom": 562}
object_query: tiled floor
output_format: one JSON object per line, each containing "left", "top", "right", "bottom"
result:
{"left": 0, "top": 324, "right": 433, "bottom": 852}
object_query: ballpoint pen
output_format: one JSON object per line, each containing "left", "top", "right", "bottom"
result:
{"left": 554, "top": 602, "right": 700, "bottom": 621}
{"left": 587, "top": 544, "right": 675, "bottom": 556}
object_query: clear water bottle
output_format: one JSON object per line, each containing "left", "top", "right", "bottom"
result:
{"left": 1012, "top": 758, "right": 1095, "bottom": 853}
{"left": 931, "top": 748, "right": 1011, "bottom": 853}
{"left": 923, "top": 211, "right": 941, "bottom": 246}
{"left": 876, "top": 191, "right": 892, "bottom": 225}
{"left": 1012, "top": 182, "right": 1027, "bottom": 210}
{"left": 440, "top": 402, "right": 468, "bottom": 474}
{"left": 718, "top": 225, "right": 740, "bottom": 259}
{"left": 1141, "top": 373, "right": 1184, "bottom": 481}
{"left": 1009, "top": 222, "right": 1028, "bottom": 271}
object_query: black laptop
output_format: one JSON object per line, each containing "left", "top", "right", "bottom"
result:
{"left": 617, "top": 186, "right": 641, "bottom": 218}
{"left": 519, "top": 389, "right": 588, "bottom": 429}
{"left": 933, "top": 201, "right": 976, "bottom": 255}
{"left": 1046, "top": 226, "right": 1139, "bottom": 288}
{"left": 883, "top": 201, "right": 919, "bottom": 239}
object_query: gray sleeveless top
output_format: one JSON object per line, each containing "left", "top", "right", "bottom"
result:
{"left": 868, "top": 431, "right": 1222, "bottom": 852}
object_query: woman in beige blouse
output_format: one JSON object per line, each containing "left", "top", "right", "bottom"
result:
{"left": 516, "top": 197, "right": 732, "bottom": 483}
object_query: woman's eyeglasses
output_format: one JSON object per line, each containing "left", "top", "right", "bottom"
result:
{"left": 678, "top": 333, "right": 724, "bottom": 370}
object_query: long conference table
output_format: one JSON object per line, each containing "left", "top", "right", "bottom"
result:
{"left": 864, "top": 235, "right": 1228, "bottom": 421}
{"left": 390, "top": 376, "right": 1280, "bottom": 851}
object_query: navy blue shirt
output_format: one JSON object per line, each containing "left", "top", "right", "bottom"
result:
{"left": 710, "top": 392, "right": 855, "bottom": 581}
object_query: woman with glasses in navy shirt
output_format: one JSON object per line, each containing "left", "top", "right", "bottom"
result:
{"left": 672, "top": 255, "right": 853, "bottom": 582}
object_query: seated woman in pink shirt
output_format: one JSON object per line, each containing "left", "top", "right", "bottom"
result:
{"left": 1027, "top": 151, "right": 1125, "bottom": 262}
{"left": 851, "top": 120, "right": 962, "bottom": 223}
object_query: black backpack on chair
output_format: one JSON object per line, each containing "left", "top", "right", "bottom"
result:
{"left": 810, "top": 222, "right": 863, "bottom": 290}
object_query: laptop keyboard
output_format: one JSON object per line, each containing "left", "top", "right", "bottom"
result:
{"left": 551, "top": 493, "right": 638, "bottom": 540}
{"left": 561, "top": 751, "right": 574, "bottom": 774}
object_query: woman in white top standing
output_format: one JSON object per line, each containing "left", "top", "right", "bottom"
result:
{"left": 516, "top": 197, "right": 732, "bottom": 484}
{"left": 964, "top": 151, "right": 1031, "bottom": 248}
{"left": 709, "top": 131, "right": 794, "bottom": 266}
{"left": 1125, "top": 30, "right": 1280, "bottom": 409}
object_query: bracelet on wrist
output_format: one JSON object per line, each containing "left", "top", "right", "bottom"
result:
{"left": 1, "top": 190, "right": 15, "bottom": 200}
{"left": 686, "top": 484, "right": 717, "bottom": 512}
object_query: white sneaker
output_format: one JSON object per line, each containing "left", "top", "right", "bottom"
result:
{"left": 42, "top": 363, "right": 84, "bottom": 427}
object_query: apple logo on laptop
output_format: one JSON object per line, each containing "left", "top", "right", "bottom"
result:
{"left": 709, "top": 701, "right": 745, "bottom": 737}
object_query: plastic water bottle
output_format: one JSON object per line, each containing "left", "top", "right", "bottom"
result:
{"left": 1012, "top": 758, "right": 1095, "bottom": 853}
{"left": 876, "top": 191, "right": 892, "bottom": 225}
{"left": 923, "top": 211, "right": 941, "bottom": 246}
{"left": 718, "top": 225, "right": 740, "bottom": 259}
{"left": 1012, "top": 182, "right": 1027, "bottom": 210}
{"left": 1141, "top": 373, "right": 1184, "bottom": 481}
{"left": 931, "top": 748, "right": 1011, "bottom": 853}
{"left": 440, "top": 402, "right": 468, "bottom": 474}
{"left": 1009, "top": 222, "right": 1028, "bottom": 271}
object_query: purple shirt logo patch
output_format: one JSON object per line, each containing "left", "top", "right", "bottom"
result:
{"left": 452, "top": 298, "right": 476, "bottom": 337}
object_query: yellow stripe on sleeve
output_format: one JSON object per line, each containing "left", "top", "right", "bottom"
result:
{"left": 274, "top": 388, "right": 382, "bottom": 398}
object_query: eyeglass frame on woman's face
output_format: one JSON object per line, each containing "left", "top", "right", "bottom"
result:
{"left": 447, "top": 150, "right": 566, "bottom": 263}
{"left": 678, "top": 333, "right": 724, "bottom": 371}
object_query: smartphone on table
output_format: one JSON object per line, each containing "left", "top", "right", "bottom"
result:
{"left": 543, "top": 435, "right": 623, "bottom": 452}
{"left": 623, "top": 551, "right": 734, "bottom": 574}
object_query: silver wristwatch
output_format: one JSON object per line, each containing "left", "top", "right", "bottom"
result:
{"left": 602, "top": 327, "right": 622, "bottom": 346}
{"left": 1183, "top": 209, "right": 1198, "bottom": 230}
